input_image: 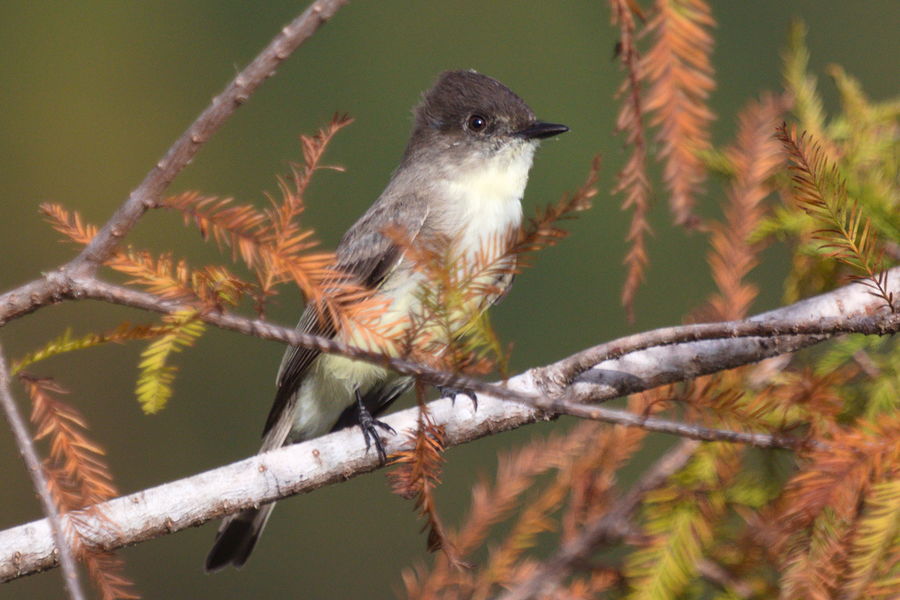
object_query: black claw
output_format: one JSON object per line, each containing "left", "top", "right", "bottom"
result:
{"left": 373, "top": 420, "right": 396, "bottom": 435}
{"left": 355, "top": 390, "right": 394, "bottom": 464}
{"left": 372, "top": 435, "right": 388, "bottom": 464}
{"left": 438, "top": 385, "right": 478, "bottom": 411}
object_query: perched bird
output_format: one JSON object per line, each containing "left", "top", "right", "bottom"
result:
{"left": 205, "top": 69, "right": 568, "bottom": 571}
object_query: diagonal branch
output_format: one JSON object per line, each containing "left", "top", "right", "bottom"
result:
{"left": 0, "top": 385, "right": 770, "bottom": 583}
{"left": 9, "top": 270, "right": 895, "bottom": 430}
{"left": 0, "top": 345, "right": 86, "bottom": 600}
{"left": 0, "top": 0, "right": 347, "bottom": 327}
{"left": 0, "top": 270, "right": 896, "bottom": 582}
{"left": 538, "top": 269, "right": 898, "bottom": 390}
{"left": 48, "top": 269, "right": 900, "bottom": 415}
{"left": 68, "top": 0, "right": 347, "bottom": 276}
{"left": 0, "top": 3, "right": 345, "bottom": 594}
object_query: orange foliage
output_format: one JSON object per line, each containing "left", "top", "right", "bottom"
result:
{"left": 610, "top": 0, "right": 653, "bottom": 322}
{"left": 643, "top": 0, "right": 716, "bottom": 228}
{"left": 21, "top": 374, "right": 138, "bottom": 600}
{"left": 705, "top": 94, "right": 788, "bottom": 321}
{"left": 388, "top": 394, "right": 459, "bottom": 564}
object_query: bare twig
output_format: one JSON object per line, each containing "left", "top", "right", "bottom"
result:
{"left": 0, "top": 3, "right": 346, "bottom": 593}
{"left": 0, "top": 344, "right": 85, "bottom": 600}
{"left": 61, "top": 270, "right": 900, "bottom": 415}
{"left": 69, "top": 0, "right": 347, "bottom": 275}
{"left": 543, "top": 400, "right": 812, "bottom": 449}
{"left": 697, "top": 558, "right": 754, "bottom": 599}
{"left": 19, "top": 274, "right": 887, "bottom": 448}
{"left": 498, "top": 439, "right": 701, "bottom": 600}
{"left": 0, "top": 0, "right": 347, "bottom": 327}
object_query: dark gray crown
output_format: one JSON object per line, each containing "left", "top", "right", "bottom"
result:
{"left": 413, "top": 70, "right": 536, "bottom": 136}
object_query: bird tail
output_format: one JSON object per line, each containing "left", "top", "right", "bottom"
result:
{"left": 204, "top": 502, "right": 276, "bottom": 572}
{"left": 205, "top": 391, "right": 296, "bottom": 572}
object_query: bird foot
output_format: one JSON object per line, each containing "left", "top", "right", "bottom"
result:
{"left": 438, "top": 385, "right": 478, "bottom": 411}
{"left": 355, "top": 392, "right": 396, "bottom": 464}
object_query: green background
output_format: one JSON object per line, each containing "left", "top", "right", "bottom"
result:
{"left": 0, "top": 2, "right": 895, "bottom": 598}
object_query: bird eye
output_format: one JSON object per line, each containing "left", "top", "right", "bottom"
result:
{"left": 466, "top": 114, "right": 488, "bottom": 132}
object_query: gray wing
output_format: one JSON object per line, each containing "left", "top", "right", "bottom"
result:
{"left": 261, "top": 194, "right": 429, "bottom": 437}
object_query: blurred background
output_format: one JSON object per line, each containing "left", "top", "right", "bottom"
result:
{"left": 0, "top": 1, "right": 895, "bottom": 598}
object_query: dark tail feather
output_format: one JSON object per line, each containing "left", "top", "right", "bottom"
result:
{"left": 204, "top": 503, "right": 276, "bottom": 572}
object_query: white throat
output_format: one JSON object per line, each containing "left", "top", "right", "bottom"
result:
{"left": 437, "top": 141, "right": 534, "bottom": 252}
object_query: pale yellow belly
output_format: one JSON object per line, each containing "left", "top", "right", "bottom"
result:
{"left": 287, "top": 272, "right": 420, "bottom": 440}
{"left": 288, "top": 353, "right": 390, "bottom": 441}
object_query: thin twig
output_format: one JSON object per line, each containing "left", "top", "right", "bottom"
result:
{"left": 73, "top": 274, "right": 900, "bottom": 416}
{"left": 0, "top": 344, "right": 85, "bottom": 600}
{"left": 0, "top": 4, "right": 346, "bottom": 594}
{"left": 498, "top": 439, "right": 701, "bottom": 600}
{"left": 697, "top": 558, "right": 754, "bottom": 599}
{"left": 546, "top": 400, "right": 813, "bottom": 449}
{"left": 0, "top": 0, "right": 347, "bottom": 326}
{"left": 4, "top": 275, "right": 890, "bottom": 453}
{"left": 68, "top": 0, "right": 347, "bottom": 276}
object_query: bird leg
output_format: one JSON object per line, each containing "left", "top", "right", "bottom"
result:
{"left": 355, "top": 389, "right": 396, "bottom": 464}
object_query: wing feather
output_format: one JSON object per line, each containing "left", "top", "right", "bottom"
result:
{"left": 261, "top": 196, "right": 428, "bottom": 437}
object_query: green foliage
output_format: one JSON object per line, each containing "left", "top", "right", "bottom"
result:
{"left": 783, "top": 20, "right": 829, "bottom": 147}
{"left": 135, "top": 310, "right": 206, "bottom": 414}
{"left": 816, "top": 335, "right": 899, "bottom": 418}
{"left": 627, "top": 500, "right": 712, "bottom": 599}
{"left": 827, "top": 65, "right": 900, "bottom": 242}
{"left": 841, "top": 479, "right": 900, "bottom": 599}
{"left": 759, "top": 21, "right": 898, "bottom": 308}
{"left": 12, "top": 323, "right": 172, "bottom": 375}
{"left": 625, "top": 444, "right": 731, "bottom": 600}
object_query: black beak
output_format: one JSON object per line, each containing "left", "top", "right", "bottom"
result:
{"left": 517, "top": 121, "right": 569, "bottom": 140}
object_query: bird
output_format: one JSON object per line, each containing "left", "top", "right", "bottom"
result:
{"left": 205, "top": 69, "right": 568, "bottom": 572}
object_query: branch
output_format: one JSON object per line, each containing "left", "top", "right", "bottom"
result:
{"left": 0, "top": 345, "right": 86, "bottom": 600}
{"left": 0, "top": 0, "right": 347, "bottom": 326}
{"left": 44, "top": 270, "right": 900, "bottom": 420}
{"left": 0, "top": 271, "right": 896, "bottom": 581}
{"left": 0, "top": 390, "right": 534, "bottom": 582}
{"left": 537, "top": 267, "right": 898, "bottom": 390}
{"left": 68, "top": 0, "right": 347, "bottom": 275}
{"left": 542, "top": 402, "right": 812, "bottom": 449}
{"left": 0, "top": 2, "right": 344, "bottom": 591}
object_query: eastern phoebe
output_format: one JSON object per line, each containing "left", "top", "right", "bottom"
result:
{"left": 205, "top": 69, "right": 568, "bottom": 571}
